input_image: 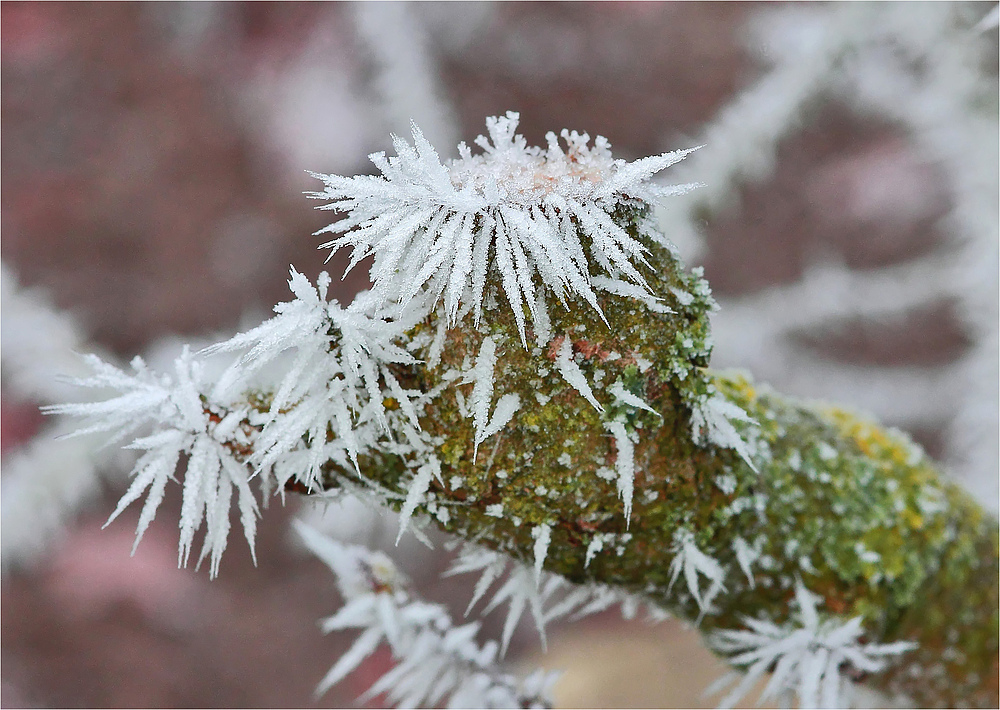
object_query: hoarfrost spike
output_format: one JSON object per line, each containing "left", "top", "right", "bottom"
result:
{"left": 554, "top": 337, "right": 603, "bottom": 411}
{"left": 531, "top": 523, "right": 552, "bottom": 584}
{"left": 605, "top": 420, "right": 636, "bottom": 523}
{"left": 469, "top": 336, "right": 497, "bottom": 460}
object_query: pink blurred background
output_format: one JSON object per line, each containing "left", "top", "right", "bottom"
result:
{"left": 2, "top": 3, "right": 992, "bottom": 707}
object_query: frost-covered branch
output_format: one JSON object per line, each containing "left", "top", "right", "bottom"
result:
{"left": 55, "top": 115, "right": 998, "bottom": 708}
{"left": 40, "top": 268, "right": 426, "bottom": 577}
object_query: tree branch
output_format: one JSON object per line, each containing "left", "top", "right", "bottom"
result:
{"left": 318, "top": 229, "right": 998, "bottom": 708}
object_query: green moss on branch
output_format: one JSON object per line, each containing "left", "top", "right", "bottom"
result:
{"left": 317, "top": 205, "right": 998, "bottom": 708}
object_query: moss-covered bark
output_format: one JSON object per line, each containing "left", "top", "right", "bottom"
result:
{"left": 315, "top": 204, "right": 998, "bottom": 707}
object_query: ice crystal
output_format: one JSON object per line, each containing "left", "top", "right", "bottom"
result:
{"left": 397, "top": 455, "right": 440, "bottom": 543}
{"left": 608, "top": 380, "right": 658, "bottom": 414}
{"left": 308, "top": 111, "right": 699, "bottom": 343}
{"left": 584, "top": 532, "right": 612, "bottom": 568}
{"left": 549, "top": 582, "right": 672, "bottom": 625}
{"left": 667, "top": 528, "right": 726, "bottom": 614}
{"left": 46, "top": 269, "right": 432, "bottom": 574}
{"left": 531, "top": 523, "right": 552, "bottom": 582}
{"left": 205, "top": 268, "right": 420, "bottom": 480}
{"left": 553, "top": 337, "right": 603, "bottom": 411}
{"left": 298, "top": 523, "right": 558, "bottom": 708}
{"left": 458, "top": 334, "right": 524, "bottom": 460}
{"left": 479, "top": 393, "right": 522, "bottom": 445}
{"left": 710, "top": 580, "right": 917, "bottom": 709}
{"left": 733, "top": 536, "right": 762, "bottom": 589}
{"left": 44, "top": 348, "right": 258, "bottom": 577}
{"left": 604, "top": 420, "right": 636, "bottom": 522}
{"left": 690, "top": 389, "right": 759, "bottom": 470}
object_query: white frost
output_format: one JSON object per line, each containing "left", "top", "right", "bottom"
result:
{"left": 733, "top": 536, "right": 761, "bottom": 589}
{"left": 45, "top": 349, "right": 259, "bottom": 578}
{"left": 297, "top": 524, "right": 558, "bottom": 707}
{"left": 468, "top": 335, "right": 498, "bottom": 457}
{"left": 605, "top": 420, "right": 636, "bottom": 522}
{"left": 480, "top": 393, "right": 522, "bottom": 442}
{"left": 308, "top": 112, "right": 698, "bottom": 343}
{"left": 609, "top": 380, "right": 658, "bottom": 415}
{"left": 531, "top": 523, "right": 552, "bottom": 583}
{"left": 397, "top": 456, "right": 440, "bottom": 543}
{"left": 710, "top": 580, "right": 918, "bottom": 709}
{"left": 667, "top": 529, "right": 726, "bottom": 614}
{"left": 690, "top": 390, "right": 758, "bottom": 471}
{"left": 554, "top": 337, "right": 603, "bottom": 411}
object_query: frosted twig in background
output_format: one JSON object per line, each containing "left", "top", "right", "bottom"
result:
{"left": 1, "top": 263, "right": 105, "bottom": 405}
{"left": 835, "top": 2, "right": 999, "bottom": 506}
{"left": 350, "top": 2, "right": 459, "bottom": 155}
{"left": 657, "top": 3, "right": 999, "bottom": 508}
{"left": 241, "top": 10, "right": 377, "bottom": 178}
{"left": 1, "top": 264, "right": 119, "bottom": 569}
{"left": 652, "top": 4, "right": 872, "bottom": 262}
{"left": 297, "top": 523, "right": 558, "bottom": 708}
{"left": 710, "top": 259, "right": 967, "bottom": 430}
{"left": 975, "top": 4, "right": 1000, "bottom": 32}
{"left": 0, "top": 426, "right": 109, "bottom": 571}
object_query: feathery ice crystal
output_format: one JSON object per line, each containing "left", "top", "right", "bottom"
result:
{"left": 709, "top": 581, "right": 918, "bottom": 709}
{"left": 43, "top": 348, "right": 260, "bottom": 577}
{"left": 45, "top": 268, "right": 428, "bottom": 577}
{"left": 297, "top": 523, "right": 559, "bottom": 708}
{"left": 444, "top": 541, "right": 670, "bottom": 658}
{"left": 667, "top": 528, "right": 727, "bottom": 616}
{"left": 204, "top": 267, "right": 423, "bottom": 479}
{"left": 308, "top": 111, "right": 701, "bottom": 344}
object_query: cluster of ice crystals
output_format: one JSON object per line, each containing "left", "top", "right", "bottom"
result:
{"left": 309, "top": 111, "right": 699, "bottom": 344}
{"left": 206, "top": 267, "right": 422, "bottom": 483}
{"left": 710, "top": 581, "right": 917, "bottom": 709}
{"left": 446, "top": 542, "right": 669, "bottom": 658}
{"left": 45, "top": 270, "right": 433, "bottom": 576}
{"left": 44, "top": 348, "right": 259, "bottom": 578}
{"left": 298, "top": 524, "right": 558, "bottom": 708}
{"left": 446, "top": 543, "right": 557, "bottom": 656}
{"left": 448, "top": 113, "right": 689, "bottom": 207}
